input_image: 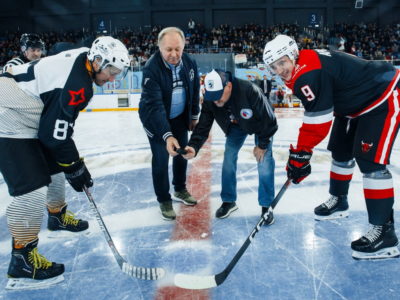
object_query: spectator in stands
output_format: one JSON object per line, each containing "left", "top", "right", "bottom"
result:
{"left": 259, "top": 74, "right": 272, "bottom": 100}
{"left": 276, "top": 86, "right": 285, "bottom": 107}
{"left": 188, "top": 19, "right": 195, "bottom": 33}
{"left": 139, "top": 27, "right": 200, "bottom": 221}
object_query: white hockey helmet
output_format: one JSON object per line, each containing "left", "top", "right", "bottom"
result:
{"left": 87, "top": 36, "right": 130, "bottom": 77}
{"left": 263, "top": 35, "right": 298, "bottom": 67}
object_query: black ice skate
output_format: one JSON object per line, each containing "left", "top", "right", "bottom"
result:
{"left": 6, "top": 238, "right": 65, "bottom": 290}
{"left": 351, "top": 221, "right": 400, "bottom": 260}
{"left": 47, "top": 204, "right": 89, "bottom": 238}
{"left": 314, "top": 195, "right": 349, "bottom": 221}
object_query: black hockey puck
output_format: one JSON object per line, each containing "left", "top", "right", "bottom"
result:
{"left": 176, "top": 148, "right": 187, "bottom": 155}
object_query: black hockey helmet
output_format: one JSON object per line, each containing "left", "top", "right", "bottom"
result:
{"left": 20, "top": 33, "right": 45, "bottom": 52}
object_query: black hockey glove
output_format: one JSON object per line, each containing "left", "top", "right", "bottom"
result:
{"left": 286, "top": 145, "right": 312, "bottom": 184}
{"left": 61, "top": 158, "right": 93, "bottom": 192}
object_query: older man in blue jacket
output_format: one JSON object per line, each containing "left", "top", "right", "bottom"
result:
{"left": 139, "top": 27, "right": 200, "bottom": 220}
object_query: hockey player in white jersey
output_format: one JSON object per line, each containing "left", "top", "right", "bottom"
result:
{"left": 2, "top": 33, "right": 45, "bottom": 73}
{"left": 0, "top": 36, "right": 130, "bottom": 290}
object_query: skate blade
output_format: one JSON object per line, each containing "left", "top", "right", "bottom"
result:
{"left": 6, "top": 274, "right": 64, "bottom": 290}
{"left": 314, "top": 210, "right": 349, "bottom": 221}
{"left": 352, "top": 246, "right": 400, "bottom": 260}
{"left": 47, "top": 229, "right": 91, "bottom": 239}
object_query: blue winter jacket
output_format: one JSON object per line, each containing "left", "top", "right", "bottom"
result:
{"left": 139, "top": 51, "right": 200, "bottom": 141}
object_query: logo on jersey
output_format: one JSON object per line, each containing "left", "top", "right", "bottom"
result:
{"left": 361, "top": 141, "right": 374, "bottom": 153}
{"left": 240, "top": 108, "right": 253, "bottom": 119}
{"left": 207, "top": 80, "right": 214, "bottom": 89}
{"left": 68, "top": 88, "right": 86, "bottom": 106}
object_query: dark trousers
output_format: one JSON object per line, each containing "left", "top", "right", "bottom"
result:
{"left": 148, "top": 114, "right": 188, "bottom": 203}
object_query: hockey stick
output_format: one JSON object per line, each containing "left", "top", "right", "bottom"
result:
{"left": 83, "top": 187, "right": 165, "bottom": 280}
{"left": 173, "top": 178, "right": 291, "bottom": 289}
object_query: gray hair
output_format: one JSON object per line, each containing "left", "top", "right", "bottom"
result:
{"left": 158, "top": 27, "right": 185, "bottom": 46}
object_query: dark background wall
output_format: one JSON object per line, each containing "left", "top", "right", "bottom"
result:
{"left": 0, "top": 0, "right": 399, "bottom": 33}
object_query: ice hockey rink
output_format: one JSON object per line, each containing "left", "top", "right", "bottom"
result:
{"left": 1, "top": 107, "right": 400, "bottom": 300}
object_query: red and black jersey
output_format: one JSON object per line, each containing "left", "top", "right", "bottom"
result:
{"left": 285, "top": 49, "right": 400, "bottom": 151}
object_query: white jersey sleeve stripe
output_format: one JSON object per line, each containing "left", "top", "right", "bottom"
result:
{"left": 303, "top": 110, "right": 333, "bottom": 124}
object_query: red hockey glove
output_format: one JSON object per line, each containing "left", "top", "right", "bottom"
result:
{"left": 286, "top": 145, "right": 312, "bottom": 184}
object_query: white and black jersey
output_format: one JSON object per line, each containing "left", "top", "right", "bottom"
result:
{"left": 2, "top": 56, "right": 27, "bottom": 73}
{"left": 0, "top": 47, "right": 94, "bottom": 164}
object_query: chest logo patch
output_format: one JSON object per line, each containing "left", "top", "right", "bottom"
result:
{"left": 68, "top": 88, "right": 86, "bottom": 106}
{"left": 240, "top": 108, "right": 253, "bottom": 119}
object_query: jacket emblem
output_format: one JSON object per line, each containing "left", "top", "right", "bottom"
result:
{"left": 240, "top": 108, "right": 253, "bottom": 119}
{"left": 189, "top": 69, "right": 194, "bottom": 81}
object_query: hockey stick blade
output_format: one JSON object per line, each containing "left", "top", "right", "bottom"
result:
{"left": 83, "top": 187, "right": 165, "bottom": 280}
{"left": 174, "top": 179, "right": 291, "bottom": 289}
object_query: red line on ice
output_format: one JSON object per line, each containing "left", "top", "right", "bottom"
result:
{"left": 155, "top": 138, "right": 212, "bottom": 300}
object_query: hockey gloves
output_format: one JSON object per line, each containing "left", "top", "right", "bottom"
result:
{"left": 286, "top": 145, "right": 312, "bottom": 184}
{"left": 62, "top": 158, "right": 93, "bottom": 192}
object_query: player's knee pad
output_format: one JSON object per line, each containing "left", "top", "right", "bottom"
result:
{"left": 332, "top": 159, "right": 355, "bottom": 168}
{"left": 356, "top": 157, "right": 386, "bottom": 174}
{"left": 363, "top": 169, "right": 392, "bottom": 179}
{"left": 332, "top": 151, "right": 354, "bottom": 163}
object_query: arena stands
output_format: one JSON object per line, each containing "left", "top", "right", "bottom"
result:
{"left": 1, "top": 22, "right": 399, "bottom": 70}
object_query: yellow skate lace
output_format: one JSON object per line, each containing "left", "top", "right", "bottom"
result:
{"left": 61, "top": 210, "right": 80, "bottom": 226}
{"left": 28, "top": 248, "right": 52, "bottom": 278}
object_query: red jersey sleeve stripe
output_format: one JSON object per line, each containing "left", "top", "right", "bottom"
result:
{"left": 296, "top": 121, "right": 332, "bottom": 150}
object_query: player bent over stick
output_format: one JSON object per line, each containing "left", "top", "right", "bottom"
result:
{"left": 0, "top": 36, "right": 130, "bottom": 290}
{"left": 263, "top": 35, "right": 400, "bottom": 260}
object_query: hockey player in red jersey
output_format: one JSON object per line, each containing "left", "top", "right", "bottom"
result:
{"left": 0, "top": 36, "right": 130, "bottom": 289}
{"left": 263, "top": 35, "right": 400, "bottom": 260}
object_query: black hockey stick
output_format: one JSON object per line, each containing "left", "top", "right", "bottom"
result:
{"left": 83, "top": 187, "right": 165, "bottom": 280}
{"left": 173, "top": 178, "right": 291, "bottom": 289}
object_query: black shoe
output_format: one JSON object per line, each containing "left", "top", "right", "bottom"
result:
{"left": 351, "top": 221, "right": 400, "bottom": 260}
{"left": 215, "top": 202, "right": 238, "bottom": 219}
{"left": 314, "top": 195, "right": 349, "bottom": 220}
{"left": 48, "top": 205, "right": 89, "bottom": 232}
{"left": 7, "top": 239, "right": 64, "bottom": 280}
{"left": 261, "top": 206, "right": 275, "bottom": 226}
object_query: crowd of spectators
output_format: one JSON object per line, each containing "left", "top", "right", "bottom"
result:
{"left": 0, "top": 22, "right": 399, "bottom": 69}
{"left": 328, "top": 23, "right": 400, "bottom": 61}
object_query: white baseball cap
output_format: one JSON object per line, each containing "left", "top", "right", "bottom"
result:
{"left": 204, "top": 69, "right": 227, "bottom": 101}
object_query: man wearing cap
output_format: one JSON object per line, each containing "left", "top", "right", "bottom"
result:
{"left": 182, "top": 69, "right": 278, "bottom": 223}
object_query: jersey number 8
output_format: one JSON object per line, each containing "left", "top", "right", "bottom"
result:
{"left": 53, "top": 119, "right": 69, "bottom": 140}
